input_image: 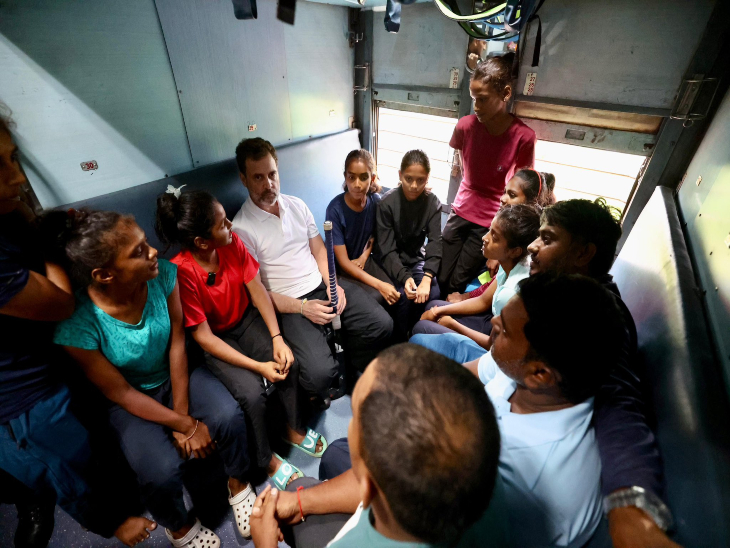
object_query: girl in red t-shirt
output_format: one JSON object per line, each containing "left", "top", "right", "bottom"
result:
{"left": 156, "top": 190, "right": 327, "bottom": 504}
{"left": 441, "top": 53, "right": 537, "bottom": 294}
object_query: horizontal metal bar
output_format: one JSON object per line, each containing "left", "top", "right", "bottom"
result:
{"left": 515, "top": 95, "right": 672, "bottom": 118}
{"left": 376, "top": 100, "right": 458, "bottom": 118}
{"left": 373, "top": 83, "right": 459, "bottom": 95}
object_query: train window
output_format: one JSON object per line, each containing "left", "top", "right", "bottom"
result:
{"left": 375, "top": 107, "right": 458, "bottom": 204}
{"left": 535, "top": 140, "right": 646, "bottom": 213}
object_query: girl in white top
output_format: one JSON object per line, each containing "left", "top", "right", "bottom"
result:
{"left": 417, "top": 204, "right": 541, "bottom": 350}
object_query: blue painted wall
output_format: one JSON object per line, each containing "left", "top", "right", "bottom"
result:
{"left": 372, "top": 3, "right": 467, "bottom": 89}
{"left": 154, "top": 0, "right": 355, "bottom": 167}
{"left": 0, "top": 0, "right": 355, "bottom": 208}
{"left": 0, "top": 0, "right": 193, "bottom": 208}
{"left": 678, "top": 87, "right": 730, "bottom": 385}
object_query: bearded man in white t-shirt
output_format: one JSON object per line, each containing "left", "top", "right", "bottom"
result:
{"left": 231, "top": 138, "right": 393, "bottom": 403}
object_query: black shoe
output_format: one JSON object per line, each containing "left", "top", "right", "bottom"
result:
{"left": 15, "top": 498, "right": 55, "bottom": 548}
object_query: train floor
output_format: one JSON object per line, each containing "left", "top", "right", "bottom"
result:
{"left": 0, "top": 395, "right": 353, "bottom": 548}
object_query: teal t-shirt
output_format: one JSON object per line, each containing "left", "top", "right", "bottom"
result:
{"left": 54, "top": 259, "right": 177, "bottom": 391}
{"left": 328, "top": 476, "right": 509, "bottom": 548}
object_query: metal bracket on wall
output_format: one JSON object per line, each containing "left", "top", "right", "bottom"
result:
{"left": 354, "top": 64, "right": 370, "bottom": 92}
{"left": 670, "top": 76, "right": 719, "bottom": 127}
{"left": 349, "top": 31, "right": 364, "bottom": 48}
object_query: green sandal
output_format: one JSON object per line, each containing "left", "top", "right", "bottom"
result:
{"left": 283, "top": 429, "right": 328, "bottom": 458}
{"left": 270, "top": 453, "right": 303, "bottom": 491}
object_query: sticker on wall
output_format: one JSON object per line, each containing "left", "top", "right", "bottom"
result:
{"left": 450, "top": 67, "right": 460, "bottom": 89}
{"left": 80, "top": 161, "right": 98, "bottom": 172}
{"left": 524, "top": 72, "right": 537, "bottom": 96}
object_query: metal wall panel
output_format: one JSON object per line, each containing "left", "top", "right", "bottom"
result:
{"left": 155, "top": 0, "right": 354, "bottom": 166}
{"left": 283, "top": 3, "right": 355, "bottom": 140}
{"left": 372, "top": 3, "right": 468, "bottom": 89}
{"left": 516, "top": 0, "right": 715, "bottom": 109}
{"left": 0, "top": 0, "right": 192, "bottom": 208}
{"left": 677, "top": 87, "right": 730, "bottom": 384}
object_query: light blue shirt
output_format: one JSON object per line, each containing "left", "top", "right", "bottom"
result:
{"left": 492, "top": 256, "right": 530, "bottom": 316}
{"left": 478, "top": 352, "right": 602, "bottom": 547}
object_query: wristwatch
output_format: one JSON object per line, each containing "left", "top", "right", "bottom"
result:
{"left": 603, "top": 486, "right": 674, "bottom": 532}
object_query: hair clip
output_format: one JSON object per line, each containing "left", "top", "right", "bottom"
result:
{"left": 165, "top": 184, "right": 187, "bottom": 199}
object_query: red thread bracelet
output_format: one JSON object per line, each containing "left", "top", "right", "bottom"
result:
{"left": 296, "top": 485, "right": 306, "bottom": 522}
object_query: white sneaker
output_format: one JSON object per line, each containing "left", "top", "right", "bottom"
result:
{"left": 229, "top": 483, "right": 256, "bottom": 539}
{"left": 165, "top": 519, "right": 220, "bottom": 548}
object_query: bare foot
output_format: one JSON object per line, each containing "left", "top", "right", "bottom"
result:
{"left": 114, "top": 516, "right": 157, "bottom": 547}
{"left": 286, "top": 426, "right": 324, "bottom": 453}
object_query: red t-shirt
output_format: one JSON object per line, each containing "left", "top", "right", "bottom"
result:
{"left": 450, "top": 115, "right": 536, "bottom": 228}
{"left": 171, "top": 233, "right": 260, "bottom": 333}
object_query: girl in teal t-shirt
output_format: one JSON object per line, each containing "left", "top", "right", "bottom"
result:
{"left": 54, "top": 210, "right": 256, "bottom": 546}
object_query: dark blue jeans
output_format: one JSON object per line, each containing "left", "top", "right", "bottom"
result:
{"left": 108, "top": 367, "right": 249, "bottom": 530}
{"left": 0, "top": 386, "right": 97, "bottom": 530}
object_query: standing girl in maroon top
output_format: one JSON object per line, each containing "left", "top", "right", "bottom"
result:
{"left": 440, "top": 52, "right": 536, "bottom": 294}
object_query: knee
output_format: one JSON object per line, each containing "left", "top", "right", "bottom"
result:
{"left": 299, "top": 354, "right": 337, "bottom": 396}
{"left": 133, "top": 450, "right": 183, "bottom": 490}
{"left": 319, "top": 438, "right": 351, "bottom": 480}
{"left": 208, "top": 399, "right": 248, "bottom": 441}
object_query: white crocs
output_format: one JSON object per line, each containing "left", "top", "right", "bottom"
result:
{"left": 165, "top": 519, "right": 220, "bottom": 548}
{"left": 229, "top": 483, "right": 256, "bottom": 539}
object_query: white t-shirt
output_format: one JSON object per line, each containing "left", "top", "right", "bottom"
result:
{"left": 232, "top": 194, "right": 323, "bottom": 298}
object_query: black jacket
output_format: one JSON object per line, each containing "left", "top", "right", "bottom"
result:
{"left": 375, "top": 187, "right": 442, "bottom": 284}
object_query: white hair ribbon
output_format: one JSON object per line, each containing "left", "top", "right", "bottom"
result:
{"left": 165, "top": 184, "right": 186, "bottom": 199}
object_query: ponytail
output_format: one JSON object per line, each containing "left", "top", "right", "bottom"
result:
{"left": 155, "top": 189, "right": 218, "bottom": 251}
{"left": 514, "top": 168, "right": 556, "bottom": 207}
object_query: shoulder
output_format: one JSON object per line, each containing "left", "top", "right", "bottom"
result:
{"left": 282, "top": 193, "right": 308, "bottom": 210}
{"left": 426, "top": 191, "right": 442, "bottom": 209}
{"left": 511, "top": 117, "right": 536, "bottom": 141}
{"left": 370, "top": 192, "right": 382, "bottom": 205}
{"left": 53, "top": 292, "right": 98, "bottom": 346}
{"left": 155, "top": 259, "right": 177, "bottom": 296}
{"left": 457, "top": 114, "right": 478, "bottom": 129}
{"left": 380, "top": 188, "right": 400, "bottom": 205}
{"left": 327, "top": 193, "right": 346, "bottom": 212}
{"left": 232, "top": 202, "right": 253, "bottom": 229}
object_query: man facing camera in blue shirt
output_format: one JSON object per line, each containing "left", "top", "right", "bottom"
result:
{"left": 468, "top": 273, "right": 625, "bottom": 547}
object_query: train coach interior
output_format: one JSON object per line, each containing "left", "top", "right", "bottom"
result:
{"left": 1, "top": 0, "right": 730, "bottom": 546}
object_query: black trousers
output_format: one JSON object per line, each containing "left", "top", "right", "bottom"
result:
{"left": 359, "top": 257, "right": 440, "bottom": 339}
{"left": 440, "top": 213, "right": 489, "bottom": 294}
{"left": 280, "top": 281, "right": 393, "bottom": 383}
{"left": 286, "top": 438, "right": 352, "bottom": 548}
{"left": 205, "top": 306, "right": 304, "bottom": 469}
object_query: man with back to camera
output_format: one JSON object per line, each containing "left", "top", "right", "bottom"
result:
{"left": 248, "top": 343, "right": 507, "bottom": 548}
{"left": 231, "top": 138, "right": 393, "bottom": 404}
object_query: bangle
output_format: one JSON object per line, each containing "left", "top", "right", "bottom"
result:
{"left": 185, "top": 420, "right": 199, "bottom": 441}
{"left": 272, "top": 333, "right": 282, "bottom": 341}
{"left": 300, "top": 298, "right": 308, "bottom": 315}
{"left": 296, "top": 485, "right": 306, "bottom": 522}
{"left": 424, "top": 272, "right": 434, "bottom": 279}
